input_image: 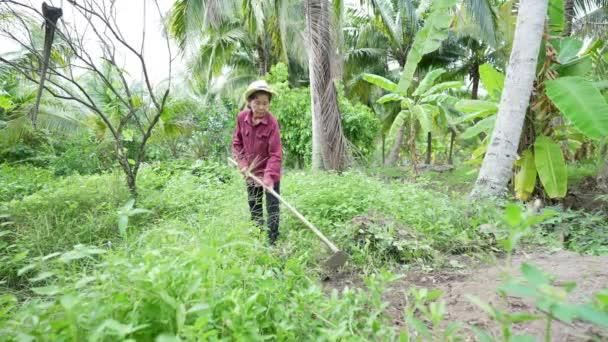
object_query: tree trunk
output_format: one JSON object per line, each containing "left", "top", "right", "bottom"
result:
{"left": 32, "top": 3, "right": 63, "bottom": 129}
{"left": 564, "top": 0, "right": 574, "bottom": 36}
{"left": 448, "top": 129, "right": 455, "bottom": 165}
{"left": 470, "top": 0, "right": 548, "bottom": 199}
{"left": 117, "top": 152, "right": 138, "bottom": 197}
{"left": 426, "top": 132, "right": 432, "bottom": 165}
{"left": 125, "top": 171, "right": 138, "bottom": 198}
{"left": 385, "top": 122, "right": 406, "bottom": 166}
{"left": 597, "top": 140, "right": 608, "bottom": 191}
{"left": 471, "top": 61, "right": 487, "bottom": 140}
{"left": 409, "top": 120, "right": 418, "bottom": 175}
{"left": 310, "top": 82, "right": 324, "bottom": 170}
{"left": 306, "top": 0, "right": 348, "bottom": 171}
{"left": 471, "top": 60, "right": 480, "bottom": 100}
{"left": 256, "top": 41, "right": 268, "bottom": 76}
{"left": 382, "top": 134, "right": 386, "bottom": 165}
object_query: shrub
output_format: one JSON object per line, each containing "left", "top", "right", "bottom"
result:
{"left": 6, "top": 172, "right": 129, "bottom": 256}
{"left": 0, "top": 130, "right": 54, "bottom": 166}
{"left": 0, "top": 164, "right": 53, "bottom": 202}
{"left": 268, "top": 63, "right": 381, "bottom": 168}
{"left": 279, "top": 171, "right": 500, "bottom": 268}
{"left": 49, "top": 134, "right": 114, "bottom": 176}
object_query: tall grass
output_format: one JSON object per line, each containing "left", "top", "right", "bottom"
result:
{"left": 1, "top": 162, "right": 603, "bottom": 340}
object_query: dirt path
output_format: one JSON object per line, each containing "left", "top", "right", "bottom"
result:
{"left": 325, "top": 250, "right": 608, "bottom": 341}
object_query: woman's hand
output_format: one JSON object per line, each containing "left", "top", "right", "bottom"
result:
{"left": 262, "top": 175, "right": 274, "bottom": 189}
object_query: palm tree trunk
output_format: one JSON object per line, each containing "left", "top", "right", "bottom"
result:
{"left": 256, "top": 41, "right": 269, "bottom": 76}
{"left": 470, "top": 0, "right": 548, "bottom": 199}
{"left": 310, "top": 86, "right": 324, "bottom": 169}
{"left": 385, "top": 122, "right": 406, "bottom": 166}
{"left": 426, "top": 132, "right": 432, "bottom": 165}
{"left": 471, "top": 60, "right": 480, "bottom": 100}
{"left": 564, "top": 0, "right": 574, "bottom": 36}
{"left": 306, "top": 0, "right": 348, "bottom": 171}
{"left": 471, "top": 61, "right": 486, "bottom": 141}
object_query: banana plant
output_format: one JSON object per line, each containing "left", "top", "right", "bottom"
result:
{"left": 455, "top": 36, "right": 608, "bottom": 200}
{"left": 364, "top": 68, "right": 461, "bottom": 169}
{"left": 362, "top": 0, "right": 458, "bottom": 168}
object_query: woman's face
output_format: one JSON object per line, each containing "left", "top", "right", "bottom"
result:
{"left": 249, "top": 93, "right": 270, "bottom": 118}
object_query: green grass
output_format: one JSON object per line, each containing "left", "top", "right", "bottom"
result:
{"left": 1, "top": 164, "right": 402, "bottom": 340}
{"left": 567, "top": 162, "right": 600, "bottom": 185}
{"left": 0, "top": 161, "right": 605, "bottom": 340}
{"left": 0, "top": 163, "right": 54, "bottom": 202}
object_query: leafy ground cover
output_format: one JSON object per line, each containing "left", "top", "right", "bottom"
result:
{"left": 1, "top": 161, "right": 606, "bottom": 340}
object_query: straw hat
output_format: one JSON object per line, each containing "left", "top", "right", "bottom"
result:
{"left": 243, "top": 80, "right": 277, "bottom": 102}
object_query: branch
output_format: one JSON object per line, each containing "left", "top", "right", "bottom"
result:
{"left": 66, "top": 0, "right": 162, "bottom": 110}
{"left": 0, "top": 56, "right": 118, "bottom": 140}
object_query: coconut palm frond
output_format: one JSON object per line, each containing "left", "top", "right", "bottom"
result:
{"left": 462, "top": 0, "right": 499, "bottom": 47}
{"left": 573, "top": 0, "right": 608, "bottom": 15}
{"left": 573, "top": 4, "right": 608, "bottom": 38}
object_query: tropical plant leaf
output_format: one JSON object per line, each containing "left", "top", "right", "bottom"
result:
{"left": 422, "top": 81, "right": 463, "bottom": 97}
{"left": 459, "top": 116, "right": 495, "bottom": 139}
{"left": 479, "top": 63, "right": 504, "bottom": 101}
{"left": 413, "top": 105, "right": 433, "bottom": 134}
{"left": 545, "top": 77, "right": 608, "bottom": 140}
{"left": 387, "top": 110, "right": 409, "bottom": 139}
{"left": 553, "top": 37, "right": 583, "bottom": 64}
{"left": 462, "top": 0, "right": 499, "bottom": 46}
{"left": 593, "top": 80, "right": 608, "bottom": 90}
{"left": 0, "top": 96, "right": 14, "bottom": 110}
{"left": 455, "top": 111, "right": 497, "bottom": 125}
{"left": 421, "top": 94, "right": 458, "bottom": 105}
{"left": 514, "top": 149, "right": 537, "bottom": 201}
{"left": 363, "top": 73, "right": 397, "bottom": 92}
{"left": 377, "top": 93, "right": 404, "bottom": 104}
{"left": 534, "top": 136, "right": 567, "bottom": 199}
{"left": 575, "top": 304, "right": 608, "bottom": 328}
{"left": 554, "top": 56, "right": 592, "bottom": 77}
{"left": 395, "top": 0, "right": 456, "bottom": 94}
{"left": 521, "top": 263, "right": 549, "bottom": 286}
{"left": 412, "top": 68, "right": 445, "bottom": 96}
{"left": 548, "top": 0, "right": 565, "bottom": 35}
{"left": 470, "top": 326, "right": 495, "bottom": 342}
{"left": 455, "top": 99, "right": 498, "bottom": 116}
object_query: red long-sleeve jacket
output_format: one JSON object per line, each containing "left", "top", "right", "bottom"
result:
{"left": 232, "top": 110, "right": 282, "bottom": 185}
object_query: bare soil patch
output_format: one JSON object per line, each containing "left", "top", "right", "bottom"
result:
{"left": 324, "top": 250, "right": 608, "bottom": 341}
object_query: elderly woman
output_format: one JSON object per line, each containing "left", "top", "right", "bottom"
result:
{"left": 232, "top": 80, "right": 283, "bottom": 245}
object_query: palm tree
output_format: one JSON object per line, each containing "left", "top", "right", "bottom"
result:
{"left": 567, "top": 0, "right": 608, "bottom": 36}
{"left": 307, "top": 0, "right": 349, "bottom": 171}
{"left": 471, "top": 0, "right": 549, "bottom": 199}
{"left": 168, "top": 0, "right": 308, "bottom": 96}
{"left": 0, "top": 50, "right": 93, "bottom": 145}
{"left": 341, "top": 7, "right": 391, "bottom": 104}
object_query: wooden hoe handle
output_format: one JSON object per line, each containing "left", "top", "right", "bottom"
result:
{"left": 228, "top": 158, "right": 340, "bottom": 253}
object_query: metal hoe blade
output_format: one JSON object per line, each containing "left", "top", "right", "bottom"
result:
{"left": 325, "top": 250, "right": 348, "bottom": 269}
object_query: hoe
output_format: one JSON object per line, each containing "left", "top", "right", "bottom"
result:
{"left": 229, "top": 158, "right": 348, "bottom": 269}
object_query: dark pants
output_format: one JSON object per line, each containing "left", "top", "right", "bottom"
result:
{"left": 247, "top": 182, "right": 280, "bottom": 244}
